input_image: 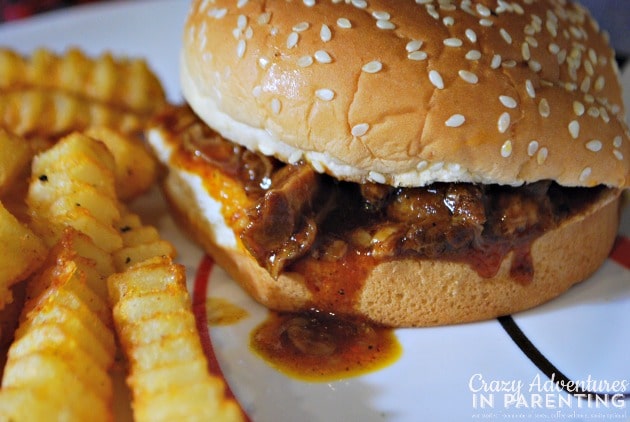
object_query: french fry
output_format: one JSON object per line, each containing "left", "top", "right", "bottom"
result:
{"left": 85, "top": 127, "right": 157, "bottom": 201}
{"left": 113, "top": 209, "right": 176, "bottom": 272}
{"left": 0, "top": 232, "right": 116, "bottom": 422}
{"left": 0, "top": 128, "right": 32, "bottom": 196}
{"left": 0, "top": 88, "right": 148, "bottom": 138}
{"left": 0, "top": 47, "right": 167, "bottom": 116}
{"left": 0, "top": 201, "right": 47, "bottom": 309}
{"left": 26, "top": 132, "right": 123, "bottom": 252}
{"left": 108, "top": 256, "right": 243, "bottom": 422}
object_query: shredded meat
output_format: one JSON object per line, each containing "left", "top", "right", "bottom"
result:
{"left": 170, "top": 106, "right": 606, "bottom": 281}
{"left": 241, "top": 164, "right": 322, "bottom": 278}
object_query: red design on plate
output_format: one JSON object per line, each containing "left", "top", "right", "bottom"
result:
{"left": 192, "top": 255, "right": 250, "bottom": 419}
{"left": 610, "top": 236, "right": 630, "bottom": 270}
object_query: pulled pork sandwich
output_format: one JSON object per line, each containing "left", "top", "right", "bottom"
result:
{"left": 148, "top": 0, "right": 630, "bottom": 326}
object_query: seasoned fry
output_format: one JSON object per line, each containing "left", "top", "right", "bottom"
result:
{"left": 108, "top": 256, "right": 243, "bottom": 422}
{"left": 86, "top": 127, "right": 158, "bottom": 201}
{"left": 27, "top": 132, "right": 123, "bottom": 251}
{"left": 0, "top": 128, "right": 32, "bottom": 196}
{"left": 0, "top": 47, "right": 166, "bottom": 115}
{"left": 113, "top": 209, "right": 176, "bottom": 272}
{"left": 0, "top": 201, "right": 47, "bottom": 309}
{"left": 0, "top": 232, "right": 116, "bottom": 422}
{"left": 0, "top": 88, "right": 148, "bottom": 138}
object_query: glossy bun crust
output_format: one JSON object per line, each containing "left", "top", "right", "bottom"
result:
{"left": 161, "top": 167, "right": 621, "bottom": 326}
{"left": 182, "top": 0, "right": 630, "bottom": 188}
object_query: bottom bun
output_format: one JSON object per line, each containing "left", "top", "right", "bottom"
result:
{"left": 162, "top": 168, "right": 621, "bottom": 327}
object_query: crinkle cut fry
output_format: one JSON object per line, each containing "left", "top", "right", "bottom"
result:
{"left": 0, "top": 47, "right": 166, "bottom": 115}
{"left": 108, "top": 255, "right": 243, "bottom": 422}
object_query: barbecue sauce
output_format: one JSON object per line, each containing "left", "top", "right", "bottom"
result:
{"left": 250, "top": 310, "right": 401, "bottom": 382}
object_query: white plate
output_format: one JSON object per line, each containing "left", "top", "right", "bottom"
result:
{"left": 1, "top": 2, "right": 629, "bottom": 421}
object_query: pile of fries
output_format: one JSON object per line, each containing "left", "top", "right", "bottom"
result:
{"left": 0, "top": 47, "right": 243, "bottom": 421}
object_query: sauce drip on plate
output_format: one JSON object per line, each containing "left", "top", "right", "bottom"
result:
{"left": 250, "top": 310, "right": 401, "bottom": 382}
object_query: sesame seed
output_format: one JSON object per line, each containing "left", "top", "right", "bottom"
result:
{"left": 362, "top": 61, "right": 383, "bottom": 73}
{"left": 459, "top": 70, "right": 478, "bottom": 84}
{"left": 368, "top": 171, "right": 386, "bottom": 184}
{"left": 548, "top": 43, "right": 560, "bottom": 54}
{"left": 501, "top": 140, "right": 513, "bottom": 157}
{"left": 271, "top": 98, "right": 281, "bottom": 114}
{"left": 208, "top": 8, "right": 228, "bottom": 19}
{"left": 573, "top": 101, "right": 585, "bottom": 116}
{"left": 252, "top": 85, "right": 262, "bottom": 97}
{"left": 521, "top": 42, "right": 531, "bottom": 60}
{"left": 502, "top": 60, "right": 516, "bottom": 68}
{"left": 257, "top": 12, "right": 271, "bottom": 25}
{"left": 429, "top": 70, "right": 444, "bottom": 89}
{"left": 537, "top": 147, "right": 548, "bottom": 164}
{"left": 465, "top": 28, "right": 477, "bottom": 43}
{"left": 491, "top": 54, "right": 502, "bottom": 69}
{"left": 585, "top": 139, "right": 602, "bottom": 152}
{"left": 443, "top": 16, "right": 455, "bottom": 26}
{"left": 525, "top": 79, "right": 536, "bottom": 98}
{"left": 579, "top": 167, "right": 591, "bottom": 182}
{"left": 466, "top": 50, "right": 481, "bottom": 60}
{"left": 293, "top": 22, "right": 310, "bottom": 32}
{"left": 297, "top": 55, "right": 313, "bottom": 67}
{"left": 303, "top": 0, "right": 315, "bottom": 6}
{"left": 580, "top": 76, "right": 591, "bottom": 93}
{"left": 376, "top": 20, "right": 396, "bottom": 30}
{"left": 527, "top": 140, "right": 539, "bottom": 156}
{"left": 587, "top": 106, "right": 600, "bottom": 118}
{"left": 237, "top": 15, "right": 248, "bottom": 30}
{"left": 236, "top": 40, "right": 246, "bottom": 58}
{"left": 372, "top": 10, "right": 390, "bottom": 20}
{"left": 498, "top": 112, "right": 510, "bottom": 133}
{"left": 476, "top": 3, "right": 491, "bottom": 17}
{"left": 406, "top": 39, "right": 423, "bottom": 52}
{"left": 408, "top": 51, "right": 428, "bottom": 61}
{"left": 351, "top": 123, "right": 369, "bottom": 137}
{"left": 314, "top": 50, "right": 332, "bottom": 64}
{"left": 445, "top": 114, "right": 466, "bottom": 127}
{"left": 258, "top": 56, "right": 270, "bottom": 69}
{"left": 287, "top": 32, "right": 299, "bottom": 49}
{"left": 315, "top": 88, "right": 335, "bottom": 101}
{"left": 320, "top": 24, "right": 332, "bottom": 42}
{"left": 568, "top": 120, "right": 580, "bottom": 139}
{"left": 613, "top": 136, "right": 622, "bottom": 148}
{"left": 525, "top": 36, "right": 538, "bottom": 48}
{"left": 500, "top": 28, "right": 513, "bottom": 44}
{"left": 479, "top": 18, "right": 493, "bottom": 27}
{"left": 594, "top": 76, "right": 605, "bottom": 91}
{"left": 237, "top": 0, "right": 249, "bottom": 8}
{"left": 337, "top": 18, "right": 352, "bottom": 28}
{"left": 600, "top": 107, "right": 610, "bottom": 123}
{"left": 425, "top": 6, "right": 439, "bottom": 20}
{"left": 538, "top": 98, "right": 550, "bottom": 117}
{"left": 245, "top": 26, "right": 253, "bottom": 39}
{"left": 444, "top": 38, "right": 463, "bottom": 47}
{"left": 417, "top": 160, "right": 428, "bottom": 171}
{"left": 613, "top": 150, "right": 624, "bottom": 160}
{"left": 584, "top": 60, "right": 594, "bottom": 76}
{"left": 499, "top": 95, "right": 517, "bottom": 109}
{"left": 352, "top": 0, "right": 368, "bottom": 8}
{"left": 529, "top": 60, "right": 542, "bottom": 72}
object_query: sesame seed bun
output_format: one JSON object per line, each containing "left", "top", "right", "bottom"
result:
{"left": 182, "top": 0, "right": 630, "bottom": 188}
{"left": 150, "top": 0, "right": 630, "bottom": 327}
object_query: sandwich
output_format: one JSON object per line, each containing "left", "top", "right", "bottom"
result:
{"left": 147, "top": 0, "right": 629, "bottom": 326}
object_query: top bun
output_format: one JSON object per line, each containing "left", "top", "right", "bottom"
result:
{"left": 182, "top": 0, "right": 630, "bottom": 188}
